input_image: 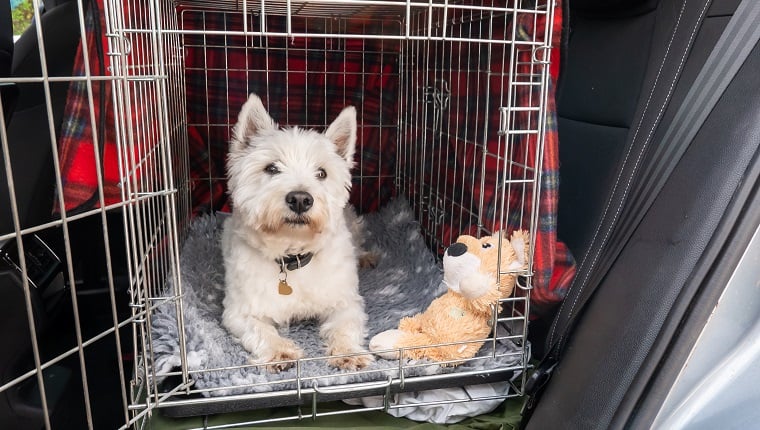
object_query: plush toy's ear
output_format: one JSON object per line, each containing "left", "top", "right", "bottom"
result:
{"left": 509, "top": 230, "right": 531, "bottom": 269}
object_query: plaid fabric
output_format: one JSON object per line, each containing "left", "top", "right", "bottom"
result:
{"left": 56, "top": 0, "right": 162, "bottom": 214}
{"left": 55, "top": 0, "right": 120, "bottom": 213}
{"left": 56, "top": 1, "right": 573, "bottom": 316}
{"left": 181, "top": 2, "right": 573, "bottom": 317}
{"left": 396, "top": 2, "right": 575, "bottom": 315}
{"left": 509, "top": 4, "right": 575, "bottom": 316}
{"left": 182, "top": 11, "right": 400, "bottom": 214}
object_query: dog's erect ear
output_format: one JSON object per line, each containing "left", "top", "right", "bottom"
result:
{"left": 324, "top": 106, "right": 357, "bottom": 165}
{"left": 231, "top": 93, "right": 275, "bottom": 152}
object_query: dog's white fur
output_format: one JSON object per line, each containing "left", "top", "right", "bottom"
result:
{"left": 221, "top": 94, "right": 373, "bottom": 372}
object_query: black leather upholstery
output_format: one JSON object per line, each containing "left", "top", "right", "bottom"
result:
{"left": 0, "top": 1, "right": 82, "bottom": 427}
{"left": 0, "top": 2, "right": 11, "bottom": 73}
{"left": 0, "top": 0, "right": 16, "bottom": 122}
{"left": 527, "top": 0, "right": 760, "bottom": 428}
{"left": 556, "top": 8, "right": 656, "bottom": 258}
{"left": 0, "top": 0, "right": 81, "bottom": 235}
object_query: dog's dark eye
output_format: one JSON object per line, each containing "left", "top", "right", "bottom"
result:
{"left": 264, "top": 163, "right": 280, "bottom": 175}
{"left": 316, "top": 168, "right": 327, "bottom": 180}
{"left": 482, "top": 242, "right": 493, "bottom": 249}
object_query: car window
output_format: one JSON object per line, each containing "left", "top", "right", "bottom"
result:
{"left": 10, "top": 0, "right": 35, "bottom": 42}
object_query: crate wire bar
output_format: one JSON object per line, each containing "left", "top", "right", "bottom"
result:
{"left": 0, "top": 0, "right": 554, "bottom": 428}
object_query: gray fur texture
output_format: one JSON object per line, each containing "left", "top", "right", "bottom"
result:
{"left": 150, "top": 199, "right": 524, "bottom": 397}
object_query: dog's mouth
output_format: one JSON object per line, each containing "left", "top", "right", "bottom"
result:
{"left": 284, "top": 216, "right": 310, "bottom": 226}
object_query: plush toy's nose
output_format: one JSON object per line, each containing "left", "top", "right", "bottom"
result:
{"left": 447, "top": 242, "right": 468, "bottom": 257}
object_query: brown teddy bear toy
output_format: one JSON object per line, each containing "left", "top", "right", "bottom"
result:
{"left": 369, "top": 230, "right": 530, "bottom": 365}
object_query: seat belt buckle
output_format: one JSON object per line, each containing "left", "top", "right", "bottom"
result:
{"left": 521, "top": 356, "right": 558, "bottom": 421}
{"left": 524, "top": 357, "right": 557, "bottom": 396}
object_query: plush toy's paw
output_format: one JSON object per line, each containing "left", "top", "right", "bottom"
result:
{"left": 369, "top": 329, "right": 403, "bottom": 359}
{"left": 328, "top": 352, "right": 375, "bottom": 371}
{"left": 250, "top": 341, "right": 304, "bottom": 373}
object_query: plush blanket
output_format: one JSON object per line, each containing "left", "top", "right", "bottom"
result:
{"left": 150, "top": 199, "right": 524, "bottom": 397}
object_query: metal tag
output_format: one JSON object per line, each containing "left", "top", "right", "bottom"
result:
{"left": 278, "top": 279, "right": 293, "bottom": 295}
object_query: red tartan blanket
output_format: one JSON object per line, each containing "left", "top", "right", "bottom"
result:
{"left": 55, "top": 0, "right": 154, "bottom": 213}
{"left": 54, "top": 0, "right": 119, "bottom": 213}
{"left": 57, "top": 1, "right": 574, "bottom": 317}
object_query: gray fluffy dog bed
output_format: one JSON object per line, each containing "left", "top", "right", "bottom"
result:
{"left": 150, "top": 198, "right": 524, "bottom": 397}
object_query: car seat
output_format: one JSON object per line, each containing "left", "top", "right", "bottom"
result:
{"left": 524, "top": 0, "right": 760, "bottom": 427}
{"left": 0, "top": 0, "right": 83, "bottom": 427}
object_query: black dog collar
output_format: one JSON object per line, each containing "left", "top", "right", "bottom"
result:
{"left": 276, "top": 252, "right": 313, "bottom": 271}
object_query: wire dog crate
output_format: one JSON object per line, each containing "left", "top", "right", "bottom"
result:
{"left": 0, "top": 0, "right": 555, "bottom": 428}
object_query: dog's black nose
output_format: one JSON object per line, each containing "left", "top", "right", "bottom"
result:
{"left": 446, "top": 242, "right": 467, "bottom": 257}
{"left": 286, "top": 191, "right": 313, "bottom": 214}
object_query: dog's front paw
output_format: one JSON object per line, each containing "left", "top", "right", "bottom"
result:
{"left": 327, "top": 351, "right": 375, "bottom": 371}
{"left": 327, "top": 340, "right": 375, "bottom": 370}
{"left": 252, "top": 342, "right": 304, "bottom": 373}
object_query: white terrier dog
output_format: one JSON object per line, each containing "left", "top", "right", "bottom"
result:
{"left": 221, "top": 94, "right": 373, "bottom": 372}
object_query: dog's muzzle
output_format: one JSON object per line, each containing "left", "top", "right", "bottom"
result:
{"left": 286, "top": 191, "right": 313, "bottom": 214}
